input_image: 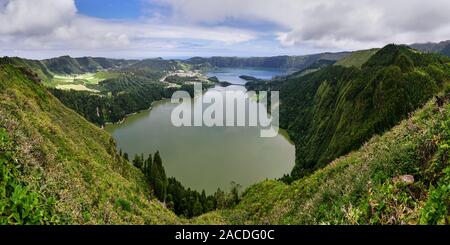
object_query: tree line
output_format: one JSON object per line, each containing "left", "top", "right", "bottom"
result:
{"left": 49, "top": 78, "right": 209, "bottom": 127}
{"left": 120, "top": 151, "right": 242, "bottom": 218}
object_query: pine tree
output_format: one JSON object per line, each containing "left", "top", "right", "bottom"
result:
{"left": 153, "top": 151, "right": 162, "bottom": 167}
{"left": 192, "top": 197, "right": 203, "bottom": 217}
{"left": 214, "top": 188, "right": 226, "bottom": 209}
{"left": 229, "top": 181, "right": 241, "bottom": 206}
{"left": 205, "top": 196, "right": 216, "bottom": 211}
{"left": 140, "top": 153, "right": 145, "bottom": 171}
{"left": 200, "top": 190, "right": 207, "bottom": 212}
{"left": 166, "top": 194, "right": 175, "bottom": 211}
{"left": 153, "top": 151, "right": 168, "bottom": 202}
{"left": 132, "top": 154, "right": 142, "bottom": 169}
{"left": 149, "top": 159, "right": 159, "bottom": 197}
{"left": 144, "top": 153, "right": 152, "bottom": 178}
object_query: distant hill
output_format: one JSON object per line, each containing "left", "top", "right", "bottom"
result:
{"left": 410, "top": 40, "right": 450, "bottom": 57}
{"left": 334, "top": 48, "right": 380, "bottom": 68}
{"left": 126, "top": 58, "right": 185, "bottom": 73}
{"left": 42, "top": 56, "right": 136, "bottom": 74}
{"left": 186, "top": 52, "right": 351, "bottom": 71}
{"left": 0, "top": 55, "right": 136, "bottom": 80}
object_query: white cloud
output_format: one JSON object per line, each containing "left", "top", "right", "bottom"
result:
{"left": 0, "top": 0, "right": 257, "bottom": 58}
{"left": 156, "top": 0, "right": 450, "bottom": 50}
{"left": 0, "top": 0, "right": 76, "bottom": 34}
{"left": 1, "top": 0, "right": 450, "bottom": 58}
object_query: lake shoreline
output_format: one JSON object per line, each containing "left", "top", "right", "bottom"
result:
{"left": 103, "top": 66, "right": 287, "bottom": 128}
{"left": 104, "top": 68, "right": 294, "bottom": 145}
{"left": 103, "top": 100, "right": 166, "bottom": 127}
{"left": 104, "top": 67, "right": 295, "bottom": 193}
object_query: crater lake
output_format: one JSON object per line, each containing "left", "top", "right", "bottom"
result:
{"left": 105, "top": 68, "right": 295, "bottom": 194}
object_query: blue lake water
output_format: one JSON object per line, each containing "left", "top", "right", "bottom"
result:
{"left": 206, "top": 67, "right": 289, "bottom": 84}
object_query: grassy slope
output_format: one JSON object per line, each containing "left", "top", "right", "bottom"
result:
{"left": 0, "top": 64, "right": 180, "bottom": 224}
{"left": 196, "top": 93, "right": 449, "bottom": 224}
{"left": 280, "top": 45, "right": 450, "bottom": 177}
{"left": 0, "top": 57, "right": 54, "bottom": 82}
{"left": 334, "top": 48, "right": 380, "bottom": 68}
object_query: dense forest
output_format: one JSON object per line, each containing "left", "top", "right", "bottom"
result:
{"left": 49, "top": 76, "right": 214, "bottom": 126}
{"left": 248, "top": 45, "right": 450, "bottom": 181}
{"left": 126, "top": 151, "right": 241, "bottom": 218}
{"left": 50, "top": 74, "right": 170, "bottom": 125}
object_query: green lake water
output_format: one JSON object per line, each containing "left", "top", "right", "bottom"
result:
{"left": 106, "top": 68, "right": 295, "bottom": 194}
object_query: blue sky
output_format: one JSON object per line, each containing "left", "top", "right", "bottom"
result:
{"left": 75, "top": 0, "right": 144, "bottom": 20}
{"left": 0, "top": 0, "right": 449, "bottom": 59}
{"left": 71, "top": 0, "right": 315, "bottom": 58}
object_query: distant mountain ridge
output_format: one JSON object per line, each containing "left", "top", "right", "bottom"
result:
{"left": 2, "top": 40, "right": 449, "bottom": 77}
{"left": 186, "top": 52, "right": 351, "bottom": 70}
{"left": 1, "top": 52, "right": 351, "bottom": 78}
{"left": 41, "top": 56, "right": 137, "bottom": 75}
{"left": 0, "top": 56, "right": 137, "bottom": 80}
{"left": 410, "top": 40, "right": 450, "bottom": 57}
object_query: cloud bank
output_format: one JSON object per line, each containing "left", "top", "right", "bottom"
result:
{"left": 0, "top": 0, "right": 257, "bottom": 58}
{"left": 157, "top": 0, "right": 450, "bottom": 49}
{"left": 1, "top": 0, "right": 449, "bottom": 58}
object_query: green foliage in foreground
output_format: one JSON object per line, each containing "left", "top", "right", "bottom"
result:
{"left": 195, "top": 94, "right": 449, "bottom": 224}
{"left": 0, "top": 64, "right": 180, "bottom": 224}
{"left": 0, "top": 128, "right": 58, "bottom": 224}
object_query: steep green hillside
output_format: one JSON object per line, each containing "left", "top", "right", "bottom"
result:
{"left": 0, "top": 64, "right": 180, "bottom": 224}
{"left": 0, "top": 57, "right": 54, "bottom": 81}
{"left": 279, "top": 45, "right": 450, "bottom": 178}
{"left": 283, "top": 59, "right": 338, "bottom": 79}
{"left": 334, "top": 48, "right": 380, "bottom": 68}
{"left": 196, "top": 94, "right": 449, "bottom": 224}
